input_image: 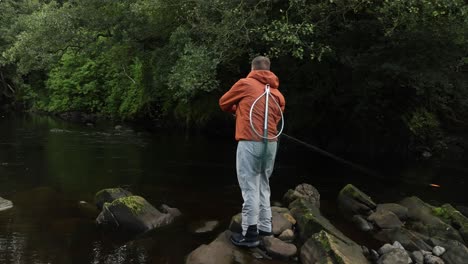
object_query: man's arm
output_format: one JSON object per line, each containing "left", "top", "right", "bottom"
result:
{"left": 219, "top": 80, "right": 246, "bottom": 113}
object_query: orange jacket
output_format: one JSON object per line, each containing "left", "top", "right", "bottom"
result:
{"left": 219, "top": 70, "right": 285, "bottom": 141}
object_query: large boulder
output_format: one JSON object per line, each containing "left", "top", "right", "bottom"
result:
{"left": 283, "top": 183, "right": 320, "bottom": 208}
{"left": 368, "top": 209, "right": 404, "bottom": 229}
{"left": 377, "top": 203, "right": 409, "bottom": 220}
{"left": 0, "top": 197, "right": 13, "bottom": 211}
{"left": 185, "top": 230, "right": 266, "bottom": 264}
{"left": 94, "top": 188, "right": 133, "bottom": 210}
{"left": 432, "top": 204, "right": 468, "bottom": 243}
{"left": 377, "top": 248, "right": 410, "bottom": 264}
{"left": 96, "top": 195, "right": 181, "bottom": 233}
{"left": 289, "top": 198, "right": 353, "bottom": 244}
{"left": 400, "top": 197, "right": 463, "bottom": 242}
{"left": 300, "top": 230, "right": 371, "bottom": 264}
{"left": 337, "top": 184, "right": 376, "bottom": 217}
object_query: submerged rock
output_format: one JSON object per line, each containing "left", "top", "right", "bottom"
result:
{"left": 96, "top": 195, "right": 181, "bottom": 233}
{"left": 190, "top": 220, "right": 220, "bottom": 234}
{"left": 300, "top": 230, "right": 370, "bottom": 264}
{"left": 283, "top": 183, "right": 320, "bottom": 208}
{"left": 0, "top": 197, "right": 13, "bottom": 211}
{"left": 94, "top": 187, "right": 133, "bottom": 210}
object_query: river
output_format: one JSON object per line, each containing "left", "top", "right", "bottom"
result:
{"left": 0, "top": 114, "right": 465, "bottom": 263}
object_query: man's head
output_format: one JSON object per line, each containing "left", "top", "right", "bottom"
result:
{"left": 251, "top": 56, "right": 270, "bottom": 71}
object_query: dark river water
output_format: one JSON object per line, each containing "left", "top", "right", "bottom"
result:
{"left": 0, "top": 114, "right": 466, "bottom": 264}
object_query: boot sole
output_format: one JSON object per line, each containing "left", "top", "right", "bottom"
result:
{"left": 230, "top": 237, "right": 260, "bottom": 248}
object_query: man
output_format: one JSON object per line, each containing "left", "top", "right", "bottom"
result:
{"left": 219, "top": 56, "right": 285, "bottom": 247}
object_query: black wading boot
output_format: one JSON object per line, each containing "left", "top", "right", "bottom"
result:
{"left": 230, "top": 225, "right": 260, "bottom": 248}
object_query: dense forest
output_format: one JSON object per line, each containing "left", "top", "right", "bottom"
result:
{"left": 0, "top": 0, "right": 467, "bottom": 158}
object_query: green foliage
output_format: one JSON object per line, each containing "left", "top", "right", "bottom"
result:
{"left": 0, "top": 0, "right": 467, "bottom": 155}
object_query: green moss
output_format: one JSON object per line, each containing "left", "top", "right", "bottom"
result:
{"left": 95, "top": 188, "right": 124, "bottom": 198}
{"left": 112, "top": 196, "right": 147, "bottom": 215}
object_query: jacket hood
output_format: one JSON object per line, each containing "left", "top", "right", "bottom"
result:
{"left": 247, "top": 70, "right": 279, "bottom": 89}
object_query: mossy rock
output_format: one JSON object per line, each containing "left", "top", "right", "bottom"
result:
{"left": 94, "top": 187, "right": 133, "bottom": 210}
{"left": 300, "top": 230, "right": 370, "bottom": 264}
{"left": 96, "top": 195, "right": 180, "bottom": 233}
{"left": 337, "top": 184, "right": 376, "bottom": 217}
{"left": 289, "top": 198, "right": 353, "bottom": 244}
{"left": 432, "top": 204, "right": 468, "bottom": 243}
{"left": 400, "top": 197, "right": 464, "bottom": 243}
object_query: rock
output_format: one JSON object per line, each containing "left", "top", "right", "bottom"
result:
{"left": 186, "top": 230, "right": 264, "bottom": 264}
{"left": 352, "top": 214, "right": 373, "bottom": 231}
{"left": 378, "top": 243, "right": 395, "bottom": 255}
{"left": 283, "top": 183, "right": 320, "bottom": 208}
{"left": 94, "top": 188, "right": 133, "bottom": 210}
{"left": 455, "top": 206, "right": 468, "bottom": 218}
{"left": 393, "top": 241, "right": 405, "bottom": 250}
{"left": 0, "top": 197, "right": 13, "bottom": 211}
{"left": 410, "top": 251, "right": 424, "bottom": 264}
{"left": 370, "top": 249, "right": 380, "bottom": 262}
{"left": 96, "top": 196, "right": 180, "bottom": 233}
{"left": 115, "top": 125, "right": 123, "bottom": 130}
{"left": 378, "top": 203, "right": 409, "bottom": 220}
{"left": 400, "top": 197, "right": 463, "bottom": 242}
{"left": 289, "top": 198, "right": 353, "bottom": 244}
{"left": 228, "top": 213, "right": 242, "bottom": 234}
{"left": 368, "top": 209, "right": 404, "bottom": 229}
{"left": 421, "top": 250, "right": 432, "bottom": 256}
{"left": 272, "top": 210, "right": 293, "bottom": 235}
{"left": 374, "top": 227, "right": 432, "bottom": 251}
{"left": 428, "top": 237, "right": 468, "bottom": 264}
{"left": 278, "top": 229, "right": 294, "bottom": 242}
{"left": 432, "top": 204, "right": 468, "bottom": 243}
{"left": 77, "top": 201, "right": 100, "bottom": 219}
{"left": 337, "top": 184, "right": 376, "bottom": 217}
{"left": 191, "top": 220, "right": 220, "bottom": 234}
{"left": 300, "top": 230, "right": 371, "bottom": 264}
{"left": 262, "top": 236, "right": 297, "bottom": 259}
{"left": 377, "top": 248, "right": 410, "bottom": 264}
{"left": 424, "top": 254, "right": 445, "bottom": 264}
{"left": 432, "top": 246, "right": 446, "bottom": 256}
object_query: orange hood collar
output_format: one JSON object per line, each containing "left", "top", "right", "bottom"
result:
{"left": 247, "top": 70, "right": 280, "bottom": 89}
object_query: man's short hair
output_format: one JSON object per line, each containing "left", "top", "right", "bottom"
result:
{"left": 251, "top": 56, "right": 270, "bottom": 70}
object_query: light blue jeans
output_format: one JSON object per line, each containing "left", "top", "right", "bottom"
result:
{"left": 236, "top": 140, "right": 278, "bottom": 235}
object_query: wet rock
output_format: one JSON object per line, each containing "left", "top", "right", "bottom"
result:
{"left": 289, "top": 198, "right": 353, "bottom": 244}
{"left": 185, "top": 230, "right": 264, "bottom": 264}
{"left": 94, "top": 188, "right": 133, "bottom": 210}
{"left": 377, "top": 203, "right": 409, "bottom": 220}
{"left": 337, "top": 184, "right": 376, "bottom": 217}
{"left": 410, "top": 251, "right": 424, "bottom": 264}
{"left": 368, "top": 209, "right": 403, "bottom": 229}
{"left": 424, "top": 254, "right": 445, "bottom": 264}
{"left": 283, "top": 183, "right": 320, "bottom": 208}
{"left": 352, "top": 214, "right": 373, "bottom": 231}
{"left": 393, "top": 241, "right": 405, "bottom": 250}
{"left": 262, "top": 236, "right": 297, "bottom": 259}
{"left": 300, "top": 230, "right": 371, "bottom": 264}
{"left": 191, "top": 220, "right": 220, "bottom": 234}
{"left": 96, "top": 196, "right": 181, "bottom": 233}
{"left": 377, "top": 248, "right": 410, "bottom": 264}
{"left": 278, "top": 229, "right": 294, "bottom": 242}
{"left": 0, "top": 197, "right": 13, "bottom": 211}
{"left": 432, "top": 246, "right": 446, "bottom": 256}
